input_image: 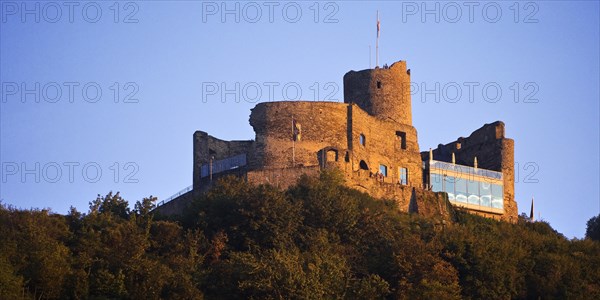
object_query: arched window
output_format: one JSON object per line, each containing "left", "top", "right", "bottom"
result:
{"left": 359, "top": 134, "right": 366, "bottom": 146}
{"left": 359, "top": 160, "right": 368, "bottom": 170}
{"left": 326, "top": 149, "right": 338, "bottom": 162}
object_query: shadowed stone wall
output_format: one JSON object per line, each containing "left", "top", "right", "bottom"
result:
{"left": 193, "top": 131, "right": 253, "bottom": 192}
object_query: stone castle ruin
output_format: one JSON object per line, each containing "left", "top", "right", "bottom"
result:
{"left": 158, "top": 60, "right": 518, "bottom": 222}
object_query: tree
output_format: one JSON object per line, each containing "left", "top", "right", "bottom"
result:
{"left": 191, "top": 176, "right": 303, "bottom": 250}
{"left": 0, "top": 207, "right": 71, "bottom": 299}
{"left": 2, "top": 175, "right": 600, "bottom": 298}
{"left": 586, "top": 214, "right": 600, "bottom": 241}
{"left": 89, "top": 192, "right": 130, "bottom": 219}
{"left": 0, "top": 252, "right": 24, "bottom": 300}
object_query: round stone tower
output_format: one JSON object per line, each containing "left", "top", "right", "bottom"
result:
{"left": 343, "top": 60, "right": 412, "bottom": 125}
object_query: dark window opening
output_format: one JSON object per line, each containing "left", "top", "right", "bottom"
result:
{"left": 377, "top": 81, "right": 382, "bottom": 89}
{"left": 396, "top": 131, "right": 407, "bottom": 150}
{"left": 359, "top": 160, "right": 369, "bottom": 170}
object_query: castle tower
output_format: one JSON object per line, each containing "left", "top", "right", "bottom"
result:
{"left": 343, "top": 60, "right": 412, "bottom": 125}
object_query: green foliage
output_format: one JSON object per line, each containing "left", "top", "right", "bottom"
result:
{"left": 188, "top": 176, "right": 303, "bottom": 250}
{"left": 1, "top": 171, "right": 599, "bottom": 299}
{"left": 0, "top": 252, "right": 24, "bottom": 300}
{"left": 586, "top": 214, "right": 600, "bottom": 241}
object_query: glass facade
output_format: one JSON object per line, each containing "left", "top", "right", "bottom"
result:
{"left": 429, "top": 160, "right": 503, "bottom": 212}
{"left": 200, "top": 154, "right": 247, "bottom": 178}
{"left": 429, "top": 160, "right": 502, "bottom": 180}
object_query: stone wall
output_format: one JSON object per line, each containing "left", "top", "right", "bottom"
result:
{"left": 192, "top": 131, "right": 254, "bottom": 191}
{"left": 154, "top": 190, "right": 193, "bottom": 217}
{"left": 342, "top": 169, "right": 453, "bottom": 220}
{"left": 157, "top": 166, "right": 453, "bottom": 221}
{"left": 246, "top": 166, "right": 321, "bottom": 190}
{"left": 348, "top": 103, "right": 423, "bottom": 187}
{"left": 247, "top": 101, "right": 423, "bottom": 189}
{"left": 249, "top": 101, "right": 349, "bottom": 169}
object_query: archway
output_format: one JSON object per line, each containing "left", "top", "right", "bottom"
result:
{"left": 359, "top": 160, "right": 369, "bottom": 170}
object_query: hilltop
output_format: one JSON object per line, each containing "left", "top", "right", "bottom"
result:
{"left": 1, "top": 171, "right": 599, "bottom": 299}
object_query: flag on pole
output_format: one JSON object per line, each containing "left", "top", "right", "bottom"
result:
{"left": 292, "top": 118, "right": 301, "bottom": 141}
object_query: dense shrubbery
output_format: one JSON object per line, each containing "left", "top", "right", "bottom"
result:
{"left": 1, "top": 171, "right": 599, "bottom": 299}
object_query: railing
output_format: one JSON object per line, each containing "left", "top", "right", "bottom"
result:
{"left": 200, "top": 154, "right": 247, "bottom": 178}
{"left": 157, "top": 185, "right": 193, "bottom": 207}
{"left": 429, "top": 160, "right": 502, "bottom": 180}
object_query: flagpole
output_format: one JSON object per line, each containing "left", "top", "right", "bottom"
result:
{"left": 369, "top": 45, "right": 371, "bottom": 69}
{"left": 530, "top": 197, "right": 535, "bottom": 221}
{"left": 376, "top": 10, "right": 379, "bottom": 68}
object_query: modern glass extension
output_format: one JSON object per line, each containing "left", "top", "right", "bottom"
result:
{"left": 428, "top": 160, "right": 504, "bottom": 214}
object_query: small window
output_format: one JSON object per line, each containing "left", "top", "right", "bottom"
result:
{"left": 359, "top": 160, "right": 369, "bottom": 170}
{"left": 377, "top": 81, "right": 382, "bottom": 89}
{"left": 399, "top": 167, "right": 408, "bottom": 185}
{"left": 359, "top": 134, "right": 366, "bottom": 146}
{"left": 379, "top": 164, "right": 388, "bottom": 177}
{"left": 396, "top": 131, "right": 407, "bottom": 150}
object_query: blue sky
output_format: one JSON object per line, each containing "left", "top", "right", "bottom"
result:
{"left": 1, "top": 1, "right": 598, "bottom": 238}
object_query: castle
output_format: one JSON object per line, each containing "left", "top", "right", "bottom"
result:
{"left": 158, "top": 61, "right": 518, "bottom": 222}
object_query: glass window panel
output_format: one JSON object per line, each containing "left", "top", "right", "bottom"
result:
{"left": 379, "top": 164, "right": 387, "bottom": 177}
{"left": 400, "top": 168, "right": 408, "bottom": 185}
{"left": 454, "top": 177, "right": 467, "bottom": 203}
{"left": 453, "top": 165, "right": 467, "bottom": 178}
{"left": 467, "top": 180, "right": 480, "bottom": 205}
{"left": 444, "top": 175, "right": 455, "bottom": 201}
{"left": 431, "top": 173, "right": 443, "bottom": 192}
{"left": 491, "top": 184, "right": 503, "bottom": 197}
{"left": 480, "top": 194, "right": 492, "bottom": 207}
{"left": 480, "top": 181, "right": 492, "bottom": 207}
{"left": 491, "top": 184, "right": 503, "bottom": 209}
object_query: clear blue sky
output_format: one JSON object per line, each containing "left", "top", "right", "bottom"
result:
{"left": 1, "top": 1, "right": 598, "bottom": 238}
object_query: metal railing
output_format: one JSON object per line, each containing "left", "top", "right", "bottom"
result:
{"left": 157, "top": 185, "right": 193, "bottom": 207}
{"left": 429, "top": 160, "right": 502, "bottom": 180}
